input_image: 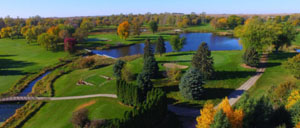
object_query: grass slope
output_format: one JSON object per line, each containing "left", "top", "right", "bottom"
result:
{"left": 22, "top": 98, "right": 131, "bottom": 128}
{"left": 248, "top": 52, "right": 300, "bottom": 98}
{"left": 0, "top": 39, "right": 67, "bottom": 93}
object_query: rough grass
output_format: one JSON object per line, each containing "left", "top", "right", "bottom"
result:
{"left": 292, "top": 33, "right": 300, "bottom": 46}
{"left": 0, "top": 39, "right": 67, "bottom": 93}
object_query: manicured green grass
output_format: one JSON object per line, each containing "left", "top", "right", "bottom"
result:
{"left": 22, "top": 98, "right": 131, "bottom": 128}
{"left": 0, "top": 39, "right": 67, "bottom": 93}
{"left": 154, "top": 51, "right": 256, "bottom": 107}
{"left": 53, "top": 66, "right": 117, "bottom": 97}
{"left": 248, "top": 52, "right": 300, "bottom": 99}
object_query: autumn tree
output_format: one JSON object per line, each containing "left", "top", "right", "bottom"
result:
{"left": 192, "top": 42, "right": 214, "bottom": 79}
{"left": 196, "top": 102, "right": 216, "bottom": 128}
{"left": 149, "top": 21, "right": 158, "bottom": 34}
{"left": 155, "top": 36, "right": 166, "bottom": 56}
{"left": 132, "top": 18, "right": 142, "bottom": 36}
{"left": 64, "top": 38, "right": 77, "bottom": 53}
{"left": 218, "top": 97, "right": 244, "bottom": 128}
{"left": 179, "top": 67, "right": 204, "bottom": 100}
{"left": 117, "top": 21, "right": 130, "bottom": 40}
{"left": 80, "top": 18, "right": 94, "bottom": 31}
{"left": 170, "top": 35, "right": 186, "bottom": 52}
{"left": 0, "top": 27, "right": 12, "bottom": 39}
{"left": 286, "top": 90, "right": 300, "bottom": 109}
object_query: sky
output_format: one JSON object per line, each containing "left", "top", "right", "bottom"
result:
{"left": 0, "top": 0, "right": 299, "bottom": 18}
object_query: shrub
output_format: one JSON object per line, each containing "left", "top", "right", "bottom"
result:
{"left": 166, "top": 68, "right": 182, "bottom": 81}
{"left": 192, "top": 42, "right": 214, "bottom": 79}
{"left": 76, "top": 56, "right": 96, "bottom": 69}
{"left": 286, "top": 90, "right": 300, "bottom": 109}
{"left": 243, "top": 47, "right": 260, "bottom": 67}
{"left": 113, "top": 60, "right": 126, "bottom": 79}
{"left": 89, "top": 119, "right": 107, "bottom": 128}
{"left": 121, "top": 64, "right": 136, "bottom": 82}
{"left": 71, "top": 108, "right": 90, "bottom": 128}
{"left": 179, "top": 67, "right": 204, "bottom": 100}
{"left": 284, "top": 54, "right": 300, "bottom": 79}
{"left": 269, "top": 81, "right": 296, "bottom": 106}
{"left": 64, "top": 37, "right": 77, "bottom": 53}
{"left": 116, "top": 80, "right": 144, "bottom": 106}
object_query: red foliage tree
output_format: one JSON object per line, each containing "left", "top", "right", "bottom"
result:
{"left": 64, "top": 38, "right": 77, "bottom": 53}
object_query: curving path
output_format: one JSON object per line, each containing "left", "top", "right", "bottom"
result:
{"left": 0, "top": 94, "right": 117, "bottom": 102}
{"left": 168, "top": 54, "right": 268, "bottom": 128}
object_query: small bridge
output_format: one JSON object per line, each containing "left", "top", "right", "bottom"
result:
{"left": 0, "top": 94, "right": 117, "bottom": 102}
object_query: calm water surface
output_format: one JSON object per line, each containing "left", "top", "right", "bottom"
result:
{"left": 92, "top": 33, "right": 242, "bottom": 58}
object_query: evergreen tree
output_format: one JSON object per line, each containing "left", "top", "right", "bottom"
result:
{"left": 137, "top": 72, "right": 153, "bottom": 98}
{"left": 243, "top": 47, "right": 260, "bottom": 67}
{"left": 143, "top": 39, "right": 153, "bottom": 59}
{"left": 155, "top": 36, "right": 166, "bottom": 56}
{"left": 210, "top": 110, "right": 231, "bottom": 128}
{"left": 149, "top": 21, "right": 158, "bottom": 34}
{"left": 179, "top": 67, "right": 204, "bottom": 100}
{"left": 113, "top": 60, "right": 126, "bottom": 79}
{"left": 143, "top": 56, "right": 159, "bottom": 78}
{"left": 192, "top": 42, "right": 214, "bottom": 79}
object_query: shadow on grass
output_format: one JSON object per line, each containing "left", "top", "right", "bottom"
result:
{"left": 0, "top": 58, "right": 35, "bottom": 76}
{"left": 212, "top": 71, "right": 256, "bottom": 80}
{"left": 268, "top": 52, "right": 298, "bottom": 61}
{"left": 157, "top": 60, "right": 191, "bottom": 63}
{"left": 165, "top": 52, "right": 194, "bottom": 57}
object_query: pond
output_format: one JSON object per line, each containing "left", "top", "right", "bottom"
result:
{"left": 91, "top": 33, "right": 242, "bottom": 58}
{"left": 0, "top": 71, "right": 51, "bottom": 122}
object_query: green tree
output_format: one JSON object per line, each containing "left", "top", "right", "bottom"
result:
{"left": 37, "top": 33, "right": 59, "bottom": 51}
{"left": 113, "top": 60, "right": 126, "bottom": 80}
{"left": 227, "top": 15, "right": 244, "bottom": 29}
{"left": 137, "top": 71, "right": 153, "bottom": 95}
{"left": 210, "top": 110, "right": 231, "bottom": 128}
{"left": 73, "top": 28, "right": 88, "bottom": 43}
{"left": 149, "top": 21, "right": 158, "bottom": 34}
{"left": 155, "top": 36, "right": 166, "bottom": 56}
{"left": 284, "top": 54, "right": 300, "bottom": 79}
{"left": 272, "top": 22, "right": 297, "bottom": 52}
{"left": 243, "top": 47, "right": 260, "bottom": 67}
{"left": 192, "top": 42, "right": 214, "bottom": 79}
{"left": 143, "top": 39, "right": 154, "bottom": 59}
{"left": 170, "top": 35, "right": 186, "bottom": 52}
{"left": 179, "top": 67, "right": 204, "bottom": 100}
{"left": 143, "top": 55, "right": 159, "bottom": 78}
{"left": 290, "top": 101, "right": 300, "bottom": 126}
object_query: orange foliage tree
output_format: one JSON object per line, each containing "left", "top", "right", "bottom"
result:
{"left": 218, "top": 97, "right": 244, "bottom": 128}
{"left": 117, "top": 21, "right": 130, "bottom": 40}
{"left": 196, "top": 102, "right": 216, "bottom": 128}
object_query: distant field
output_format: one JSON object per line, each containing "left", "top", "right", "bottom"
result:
{"left": 0, "top": 39, "right": 67, "bottom": 93}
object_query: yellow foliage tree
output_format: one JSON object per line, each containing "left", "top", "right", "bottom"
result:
{"left": 296, "top": 122, "right": 300, "bottom": 128}
{"left": 117, "top": 21, "right": 130, "bottom": 40}
{"left": 286, "top": 90, "right": 300, "bottom": 109}
{"left": 218, "top": 97, "right": 244, "bottom": 128}
{"left": 196, "top": 102, "right": 216, "bottom": 128}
